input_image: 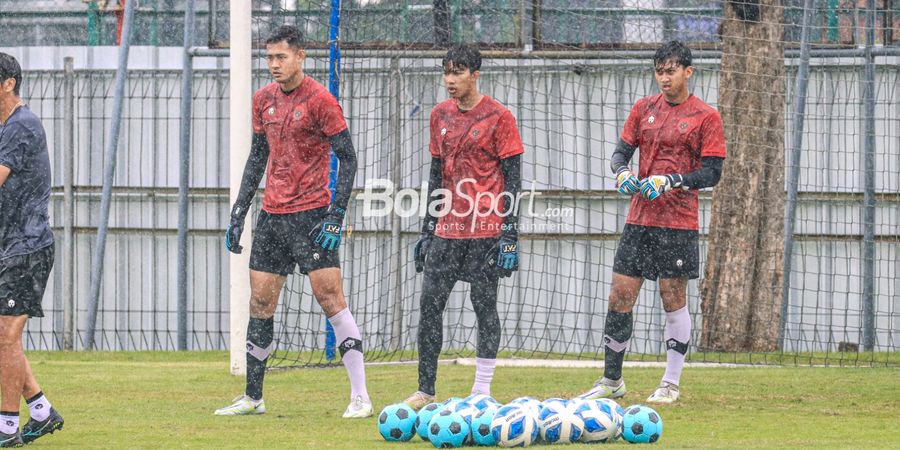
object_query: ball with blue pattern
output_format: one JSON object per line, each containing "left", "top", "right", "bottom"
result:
{"left": 575, "top": 399, "right": 617, "bottom": 443}
{"left": 428, "top": 409, "right": 470, "bottom": 448}
{"left": 490, "top": 404, "right": 539, "bottom": 447}
{"left": 377, "top": 403, "right": 418, "bottom": 442}
{"left": 463, "top": 393, "right": 501, "bottom": 411}
{"left": 622, "top": 404, "right": 663, "bottom": 444}
{"left": 595, "top": 398, "right": 626, "bottom": 440}
{"left": 538, "top": 401, "right": 584, "bottom": 444}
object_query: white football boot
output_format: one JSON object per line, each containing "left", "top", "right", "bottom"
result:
{"left": 214, "top": 395, "right": 266, "bottom": 415}
{"left": 342, "top": 395, "right": 374, "bottom": 419}
{"left": 646, "top": 381, "right": 680, "bottom": 404}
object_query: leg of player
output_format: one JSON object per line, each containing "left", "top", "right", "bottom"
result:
{"left": 648, "top": 277, "right": 689, "bottom": 404}
{"left": 214, "top": 270, "right": 285, "bottom": 416}
{"left": 0, "top": 315, "right": 28, "bottom": 447}
{"left": 309, "top": 267, "right": 373, "bottom": 419}
{"left": 20, "top": 358, "right": 63, "bottom": 444}
{"left": 578, "top": 273, "right": 642, "bottom": 400}
{"left": 469, "top": 276, "right": 500, "bottom": 396}
{"left": 406, "top": 261, "right": 457, "bottom": 410}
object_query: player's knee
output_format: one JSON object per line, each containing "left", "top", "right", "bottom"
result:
{"left": 248, "top": 295, "right": 276, "bottom": 318}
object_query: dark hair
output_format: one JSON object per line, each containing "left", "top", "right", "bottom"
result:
{"left": 653, "top": 40, "right": 692, "bottom": 69}
{"left": 266, "top": 25, "right": 304, "bottom": 49}
{"left": 442, "top": 44, "right": 482, "bottom": 72}
{"left": 0, "top": 52, "right": 22, "bottom": 96}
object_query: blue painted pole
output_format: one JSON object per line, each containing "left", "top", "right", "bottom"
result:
{"left": 324, "top": 0, "right": 342, "bottom": 362}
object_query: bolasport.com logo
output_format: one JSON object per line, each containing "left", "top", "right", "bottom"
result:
{"left": 356, "top": 178, "right": 573, "bottom": 233}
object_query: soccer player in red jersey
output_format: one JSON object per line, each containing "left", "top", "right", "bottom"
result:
{"left": 215, "top": 26, "right": 372, "bottom": 418}
{"left": 578, "top": 41, "right": 726, "bottom": 404}
{"left": 404, "top": 45, "right": 524, "bottom": 409}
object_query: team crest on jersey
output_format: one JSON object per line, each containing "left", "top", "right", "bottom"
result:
{"left": 472, "top": 129, "right": 480, "bottom": 137}
{"left": 268, "top": 107, "right": 275, "bottom": 115}
{"left": 680, "top": 122, "right": 688, "bottom": 130}
{"left": 441, "top": 128, "right": 447, "bottom": 136}
{"left": 648, "top": 115, "right": 655, "bottom": 124}
{"left": 294, "top": 111, "right": 302, "bottom": 120}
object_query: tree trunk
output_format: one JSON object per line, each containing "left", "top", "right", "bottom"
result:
{"left": 700, "top": 0, "right": 786, "bottom": 352}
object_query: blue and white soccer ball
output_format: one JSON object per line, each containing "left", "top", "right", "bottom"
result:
{"left": 416, "top": 402, "right": 445, "bottom": 441}
{"left": 595, "top": 398, "right": 626, "bottom": 439}
{"left": 491, "top": 404, "right": 539, "bottom": 448}
{"left": 575, "top": 399, "right": 617, "bottom": 443}
{"left": 622, "top": 404, "right": 663, "bottom": 444}
{"left": 541, "top": 397, "right": 569, "bottom": 411}
{"left": 377, "top": 403, "right": 418, "bottom": 442}
{"left": 538, "top": 401, "right": 584, "bottom": 444}
{"left": 509, "top": 396, "right": 543, "bottom": 419}
{"left": 443, "top": 396, "right": 465, "bottom": 411}
{"left": 464, "top": 393, "right": 501, "bottom": 411}
{"left": 428, "top": 409, "right": 470, "bottom": 448}
{"left": 470, "top": 407, "right": 499, "bottom": 446}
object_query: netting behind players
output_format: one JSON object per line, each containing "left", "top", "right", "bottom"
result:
{"left": 240, "top": 1, "right": 900, "bottom": 369}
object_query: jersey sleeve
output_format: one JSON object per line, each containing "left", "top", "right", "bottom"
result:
{"left": 429, "top": 110, "right": 441, "bottom": 158}
{"left": 620, "top": 99, "right": 644, "bottom": 148}
{"left": 494, "top": 110, "right": 525, "bottom": 159}
{"left": 251, "top": 92, "right": 265, "bottom": 134}
{"left": 699, "top": 111, "right": 727, "bottom": 158}
{"left": 314, "top": 92, "right": 349, "bottom": 137}
{"left": 0, "top": 122, "right": 30, "bottom": 172}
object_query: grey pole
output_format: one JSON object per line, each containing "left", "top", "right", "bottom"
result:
{"left": 62, "top": 57, "right": 76, "bottom": 351}
{"left": 84, "top": 0, "right": 137, "bottom": 350}
{"left": 388, "top": 57, "right": 404, "bottom": 350}
{"left": 861, "top": 0, "right": 877, "bottom": 351}
{"left": 779, "top": 0, "right": 816, "bottom": 350}
{"left": 177, "top": 0, "right": 197, "bottom": 351}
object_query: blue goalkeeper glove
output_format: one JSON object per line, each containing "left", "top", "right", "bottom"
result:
{"left": 310, "top": 205, "right": 345, "bottom": 251}
{"left": 640, "top": 174, "right": 684, "bottom": 200}
{"left": 615, "top": 167, "right": 641, "bottom": 195}
{"left": 225, "top": 205, "right": 247, "bottom": 254}
{"left": 485, "top": 233, "right": 518, "bottom": 277}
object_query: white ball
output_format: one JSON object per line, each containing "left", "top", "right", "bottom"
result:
{"left": 574, "top": 399, "right": 617, "bottom": 443}
{"left": 538, "top": 402, "right": 584, "bottom": 444}
{"left": 491, "top": 404, "right": 539, "bottom": 448}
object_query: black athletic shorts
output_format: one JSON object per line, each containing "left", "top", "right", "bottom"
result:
{"left": 0, "top": 245, "right": 54, "bottom": 317}
{"left": 249, "top": 207, "right": 340, "bottom": 276}
{"left": 612, "top": 224, "right": 699, "bottom": 281}
{"left": 423, "top": 237, "right": 501, "bottom": 284}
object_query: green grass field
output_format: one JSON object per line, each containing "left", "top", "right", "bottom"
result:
{"left": 16, "top": 352, "right": 899, "bottom": 449}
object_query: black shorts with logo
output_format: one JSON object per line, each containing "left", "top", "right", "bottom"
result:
{"left": 424, "top": 237, "right": 501, "bottom": 284}
{"left": 0, "top": 245, "right": 54, "bottom": 317}
{"left": 612, "top": 224, "right": 699, "bottom": 281}
{"left": 249, "top": 207, "right": 340, "bottom": 276}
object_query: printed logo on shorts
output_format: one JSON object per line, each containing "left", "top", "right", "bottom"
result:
{"left": 313, "top": 253, "right": 320, "bottom": 261}
{"left": 676, "top": 259, "right": 684, "bottom": 267}
{"left": 6, "top": 299, "right": 13, "bottom": 308}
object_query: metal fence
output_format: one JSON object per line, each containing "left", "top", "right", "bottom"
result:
{"left": 17, "top": 55, "right": 900, "bottom": 358}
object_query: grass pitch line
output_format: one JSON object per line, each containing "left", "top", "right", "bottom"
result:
{"left": 454, "top": 358, "right": 775, "bottom": 369}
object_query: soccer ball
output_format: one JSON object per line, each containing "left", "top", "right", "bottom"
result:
{"left": 377, "top": 403, "right": 418, "bottom": 442}
{"left": 538, "top": 402, "right": 584, "bottom": 444}
{"left": 416, "top": 402, "right": 445, "bottom": 441}
{"left": 443, "top": 396, "right": 465, "bottom": 410}
{"left": 575, "top": 399, "right": 617, "bottom": 443}
{"left": 595, "top": 398, "right": 625, "bottom": 439}
{"left": 464, "top": 393, "right": 501, "bottom": 411}
{"left": 428, "top": 409, "right": 470, "bottom": 448}
{"left": 622, "top": 404, "right": 663, "bottom": 443}
{"left": 541, "top": 397, "right": 569, "bottom": 411}
{"left": 449, "top": 403, "right": 480, "bottom": 444}
{"left": 470, "top": 407, "right": 499, "bottom": 446}
{"left": 491, "top": 404, "right": 539, "bottom": 447}
{"left": 509, "top": 396, "right": 543, "bottom": 419}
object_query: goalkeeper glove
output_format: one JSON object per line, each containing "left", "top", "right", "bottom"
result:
{"left": 413, "top": 234, "right": 433, "bottom": 273}
{"left": 615, "top": 167, "right": 641, "bottom": 195}
{"left": 640, "top": 174, "right": 684, "bottom": 200}
{"left": 225, "top": 205, "right": 247, "bottom": 254}
{"left": 310, "top": 205, "right": 346, "bottom": 251}
{"left": 485, "top": 230, "right": 518, "bottom": 277}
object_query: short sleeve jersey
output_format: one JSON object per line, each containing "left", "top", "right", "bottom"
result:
{"left": 429, "top": 96, "right": 525, "bottom": 239}
{"left": 252, "top": 77, "right": 348, "bottom": 214}
{"left": 620, "top": 94, "right": 726, "bottom": 231}
{"left": 0, "top": 106, "right": 54, "bottom": 260}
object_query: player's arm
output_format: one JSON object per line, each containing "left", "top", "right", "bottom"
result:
{"left": 639, "top": 157, "right": 724, "bottom": 200}
{"left": 413, "top": 157, "right": 442, "bottom": 273}
{"left": 0, "top": 165, "right": 9, "bottom": 188}
{"left": 309, "top": 129, "right": 357, "bottom": 251}
{"left": 225, "top": 133, "right": 269, "bottom": 253}
{"left": 610, "top": 139, "right": 640, "bottom": 195}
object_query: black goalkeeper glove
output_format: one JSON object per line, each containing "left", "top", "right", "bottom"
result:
{"left": 225, "top": 204, "right": 247, "bottom": 254}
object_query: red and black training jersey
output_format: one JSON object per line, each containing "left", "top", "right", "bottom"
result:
{"left": 429, "top": 96, "right": 525, "bottom": 239}
{"left": 252, "top": 77, "right": 348, "bottom": 214}
{"left": 621, "top": 93, "right": 727, "bottom": 231}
